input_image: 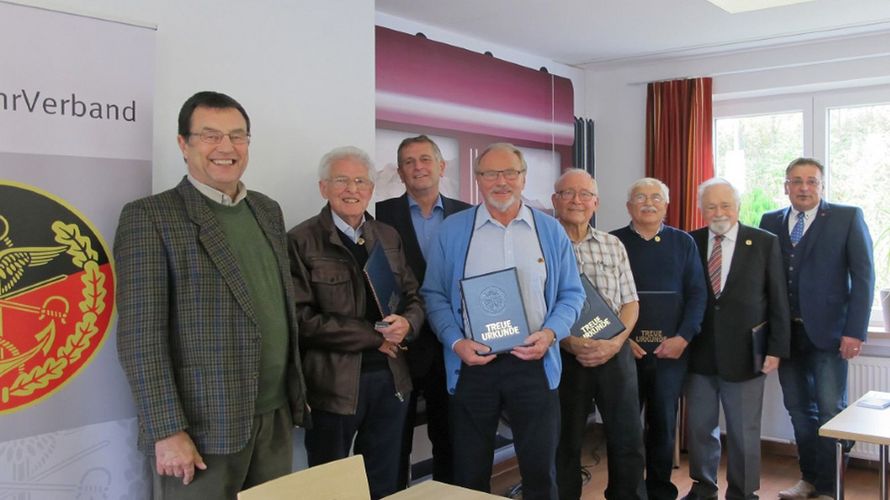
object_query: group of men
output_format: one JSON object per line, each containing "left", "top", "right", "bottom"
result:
{"left": 115, "top": 91, "right": 874, "bottom": 500}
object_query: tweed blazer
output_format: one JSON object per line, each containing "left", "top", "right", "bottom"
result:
{"left": 115, "top": 177, "right": 308, "bottom": 455}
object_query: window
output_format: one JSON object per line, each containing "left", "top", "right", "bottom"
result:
{"left": 715, "top": 86, "right": 890, "bottom": 326}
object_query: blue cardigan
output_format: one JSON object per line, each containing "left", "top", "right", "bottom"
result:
{"left": 420, "top": 206, "right": 584, "bottom": 392}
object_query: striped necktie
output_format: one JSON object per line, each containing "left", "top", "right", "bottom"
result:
{"left": 708, "top": 234, "right": 723, "bottom": 295}
{"left": 790, "top": 211, "right": 805, "bottom": 246}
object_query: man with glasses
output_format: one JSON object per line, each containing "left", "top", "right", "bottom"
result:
{"left": 421, "top": 143, "right": 584, "bottom": 499}
{"left": 376, "top": 135, "right": 470, "bottom": 488}
{"left": 115, "top": 91, "right": 309, "bottom": 498}
{"left": 684, "top": 178, "right": 789, "bottom": 500}
{"left": 551, "top": 169, "right": 647, "bottom": 500}
{"left": 288, "top": 146, "right": 425, "bottom": 499}
{"left": 612, "top": 177, "right": 707, "bottom": 500}
{"left": 760, "top": 158, "right": 874, "bottom": 500}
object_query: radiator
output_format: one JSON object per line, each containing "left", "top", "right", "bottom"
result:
{"left": 846, "top": 355, "right": 890, "bottom": 461}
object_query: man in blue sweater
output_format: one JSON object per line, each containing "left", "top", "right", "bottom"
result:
{"left": 612, "top": 177, "right": 707, "bottom": 500}
{"left": 421, "top": 143, "right": 584, "bottom": 499}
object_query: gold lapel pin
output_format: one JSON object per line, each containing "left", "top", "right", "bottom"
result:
{"left": 745, "top": 239, "right": 752, "bottom": 246}
{"left": 654, "top": 236, "right": 661, "bottom": 242}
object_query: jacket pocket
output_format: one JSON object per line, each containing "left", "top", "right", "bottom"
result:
{"left": 309, "top": 258, "right": 354, "bottom": 314}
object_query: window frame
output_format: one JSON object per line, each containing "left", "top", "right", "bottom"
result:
{"left": 714, "top": 86, "right": 890, "bottom": 333}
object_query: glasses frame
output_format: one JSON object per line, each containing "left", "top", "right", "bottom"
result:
{"left": 189, "top": 129, "right": 251, "bottom": 145}
{"left": 476, "top": 169, "right": 526, "bottom": 181}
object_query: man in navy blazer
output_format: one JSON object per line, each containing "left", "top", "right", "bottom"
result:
{"left": 760, "top": 157, "right": 874, "bottom": 500}
{"left": 375, "top": 135, "right": 470, "bottom": 487}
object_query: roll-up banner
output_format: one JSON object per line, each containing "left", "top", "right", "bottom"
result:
{"left": 0, "top": 2, "right": 155, "bottom": 497}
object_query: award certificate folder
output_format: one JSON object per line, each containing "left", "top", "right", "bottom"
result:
{"left": 751, "top": 321, "right": 768, "bottom": 373}
{"left": 632, "top": 291, "right": 682, "bottom": 352}
{"left": 460, "top": 267, "right": 530, "bottom": 354}
{"left": 571, "top": 274, "right": 625, "bottom": 340}
{"left": 363, "top": 242, "right": 402, "bottom": 317}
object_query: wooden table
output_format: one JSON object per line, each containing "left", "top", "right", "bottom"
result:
{"left": 819, "top": 390, "right": 890, "bottom": 500}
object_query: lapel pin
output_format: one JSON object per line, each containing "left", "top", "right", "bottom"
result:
{"left": 654, "top": 236, "right": 661, "bottom": 242}
{"left": 745, "top": 239, "right": 752, "bottom": 246}
{"left": 357, "top": 237, "right": 365, "bottom": 246}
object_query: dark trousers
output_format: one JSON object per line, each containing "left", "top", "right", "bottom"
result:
{"left": 779, "top": 323, "right": 850, "bottom": 496}
{"left": 305, "top": 370, "right": 409, "bottom": 500}
{"left": 556, "top": 343, "right": 647, "bottom": 500}
{"left": 637, "top": 352, "right": 687, "bottom": 500}
{"left": 451, "top": 355, "right": 560, "bottom": 500}
{"left": 398, "top": 354, "right": 453, "bottom": 487}
{"left": 152, "top": 405, "right": 292, "bottom": 500}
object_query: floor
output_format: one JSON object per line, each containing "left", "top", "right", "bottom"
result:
{"left": 489, "top": 426, "right": 883, "bottom": 499}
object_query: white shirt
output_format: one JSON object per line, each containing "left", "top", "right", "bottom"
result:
{"left": 787, "top": 205, "right": 819, "bottom": 238}
{"left": 708, "top": 223, "right": 739, "bottom": 290}
{"left": 187, "top": 174, "right": 246, "bottom": 206}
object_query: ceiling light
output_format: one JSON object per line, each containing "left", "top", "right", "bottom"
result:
{"left": 705, "top": 0, "right": 818, "bottom": 13}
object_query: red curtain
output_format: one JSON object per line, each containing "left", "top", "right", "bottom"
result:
{"left": 645, "top": 78, "right": 714, "bottom": 231}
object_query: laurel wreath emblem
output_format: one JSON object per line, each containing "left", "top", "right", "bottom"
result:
{"left": 3, "top": 221, "right": 107, "bottom": 401}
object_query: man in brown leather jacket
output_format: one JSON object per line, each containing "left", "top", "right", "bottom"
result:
{"left": 288, "top": 146, "right": 425, "bottom": 499}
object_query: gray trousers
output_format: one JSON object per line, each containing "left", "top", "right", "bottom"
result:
{"left": 685, "top": 373, "right": 765, "bottom": 500}
{"left": 152, "top": 405, "right": 293, "bottom": 500}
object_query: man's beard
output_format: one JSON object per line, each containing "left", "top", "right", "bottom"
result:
{"left": 709, "top": 217, "right": 733, "bottom": 235}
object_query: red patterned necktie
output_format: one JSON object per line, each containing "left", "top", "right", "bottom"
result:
{"left": 708, "top": 234, "right": 723, "bottom": 295}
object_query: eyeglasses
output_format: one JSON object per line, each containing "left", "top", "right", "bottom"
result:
{"left": 631, "top": 193, "right": 665, "bottom": 204}
{"left": 785, "top": 178, "right": 822, "bottom": 188}
{"left": 476, "top": 169, "right": 525, "bottom": 181}
{"left": 189, "top": 130, "right": 251, "bottom": 145}
{"left": 328, "top": 176, "right": 373, "bottom": 191}
{"left": 555, "top": 189, "right": 597, "bottom": 201}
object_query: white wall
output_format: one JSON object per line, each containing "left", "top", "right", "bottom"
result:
{"left": 584, "top": 31, "right": 890, "bottom": 231}
{"left": 9, "top": 0, "right": 376, "bottom": 228}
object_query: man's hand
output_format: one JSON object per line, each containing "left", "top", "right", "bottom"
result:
{"left": 839, "top": 336, "right": 864, "bottom": 360}
{"left": 574, "top": 337, "right": 622, "bottom": 367}
{"left": 376, "top": 314, "right": 411, "bottom": 345}
{"left": 512, "top": 329, "right": 556, "bottom": 361}
{"left": 628, "top": 339, "right": 647, "bottom": 359}
{"left": 154, "top": 431, "right": 206, "bottom": 485}
{"left": 378, "top": 340, "right": 400, "bottom": 358}
{"left": 654, "top": 336, "right": 688, "bottom": 359}
{"left": 454, "top": 339, "right": 496, "bottom": 365}
{"left": 761, "top": 355, "right": 780, "bottom": 374}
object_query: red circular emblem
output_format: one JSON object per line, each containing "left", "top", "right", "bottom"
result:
{"left": 0, "top": 181, "right": 115, "bottom": 413}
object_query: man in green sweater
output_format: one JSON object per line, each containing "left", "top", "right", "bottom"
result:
{"left": 115, "top": 91, "right": 308, "bottom": 499}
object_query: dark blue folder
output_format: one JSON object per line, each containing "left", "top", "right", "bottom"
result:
{"left": 460, "top": 267, "right": 530, "bottom": 354}
{"left": 572, "top": 273, "right": 625, "bottom": 340}
{"left": 363, "top": 241, "right": 402, "bottom": 317}
{"left": 632, "top": 291, "right": 682, "bottom": 352}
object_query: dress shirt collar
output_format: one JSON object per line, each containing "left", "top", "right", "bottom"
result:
{"left": 407, "top": 193, "right": 444, "bottom": 213}
{"left": 474, "top": 202, "right": 533, "bottom": 230}
{"left": 187, "top": 174, "right": 246, "bottom": 206}
{"left": 709, "top": 222, "right": 739, "bottom": 244}
{"left": 331, "top": 208, "right": 365, "bottom": 244}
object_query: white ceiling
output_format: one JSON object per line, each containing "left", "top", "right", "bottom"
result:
{"left": 375, "top": 0, "right": 890, "bottom": 66}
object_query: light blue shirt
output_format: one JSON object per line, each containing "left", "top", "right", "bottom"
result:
{"left": 408, "top": 194, "right": 445, "bottom": 260}
{"left": 465, "top": 203, "right": 547, "bottom": 333}
{"left": 331, "top": 209, "right": 365, "bottom": 244}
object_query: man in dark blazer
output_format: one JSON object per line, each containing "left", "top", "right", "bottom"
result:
{"left": 683, "top": 178, "right": 790, "bottom": 500}
{"left": 375, "top": 135, "right": 470, "bottom": 487}
{"left": 115, "top": 91, "right": 308, "bottom": 499}
{"left": 760, "top": 158, "right": 874, "bottom": 500}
